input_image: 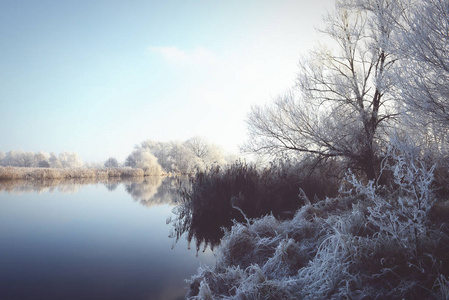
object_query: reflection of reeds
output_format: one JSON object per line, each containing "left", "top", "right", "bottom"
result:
{"left": 0, "top": 166, "right": 146, "bottom": 180}
{"left": 0, "top": 176, "right": 147, "bottom": 195}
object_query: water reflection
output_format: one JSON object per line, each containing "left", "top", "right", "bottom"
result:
{"left": 168, "top": 180, "right": 231, "bottom": 254}
{"left": 0, "top": 176, "right": 223, "bottom": 253}
{"left": 0, "top": 176, "right": 182, "bottom": 208}
{"left": 0, "top": 178, "right": 101, "bottom": 194}
{"left": 0, "top": 176, "right": 214, "bottom": 300}
{"left": 169, "top": 200, "right": 230, "bottom": 253}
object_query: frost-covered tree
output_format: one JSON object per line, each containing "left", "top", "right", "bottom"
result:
{"left": 184, "top": 137, "right": 227, "bottom": 170}
{"left": 18, "top": 151, "right": 36, "bottom": 167}
{"left": 34, "top": 151, "right": 50, "bottom": 168}
{"left": 0, "top": 150, "right": 86, "bottom": 169}
{"left": 167, "top": 141, "right": 196, "bottom": 173}
{"left": 104, "top": 157, "right": 119, "bottom": 168}
{"left": 245, "top": 0, "right": 403, "bottom": 179}
{"left": 49, "top": 152, "right": 62, "bottom": 168}
{"left": 2, "top": 150, "right": 37, "bottom": 167}
{"left": 395, "top": 0, "right": 449, "bottom": 149}
{"left": 139, "top": 140, "right": 173, "bottom": 172}
{"left": 138, "top": 138, "right": 229, "bottom": 174}
{"left": 185, "top": 136, "right": 210, "bottom": 159}
{"left": 58, "top": 152, "right": 83, "bottom": 168}
{"left": 125, "top": 148, "right": 162, "bottom": 175}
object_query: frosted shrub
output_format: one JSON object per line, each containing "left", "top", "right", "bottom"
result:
{"left": 345, "top": 141, "right": 437, "bottom": 252}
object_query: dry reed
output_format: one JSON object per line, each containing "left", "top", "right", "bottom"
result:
{"left": 0, "top": 166, "right": 148, "bottom": 181}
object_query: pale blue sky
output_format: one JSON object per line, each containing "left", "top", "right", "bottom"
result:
{"left": 0, "top": 0, "right": 334, "bottom": 162}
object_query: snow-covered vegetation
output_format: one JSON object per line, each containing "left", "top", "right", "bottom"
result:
{"left": 185, "top": 143, "right": 449, "bottom": 299}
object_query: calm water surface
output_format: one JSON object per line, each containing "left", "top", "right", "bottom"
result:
{"left": 0, "top": 177, "right": 214, "bottom": 300}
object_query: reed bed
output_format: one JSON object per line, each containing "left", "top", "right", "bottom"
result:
{"left": 0, "top": 166, "right": 147, "bottom": 181}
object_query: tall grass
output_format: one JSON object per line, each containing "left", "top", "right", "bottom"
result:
{"left": 0, "top": 166, "right": 147, "bottom": 181}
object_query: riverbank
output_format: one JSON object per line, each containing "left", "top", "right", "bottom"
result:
{"left": 183, "top": 150, "right": 449, "bottom": 299}
{"left": 0, "top": 166, "right": 149, "bottom": 180}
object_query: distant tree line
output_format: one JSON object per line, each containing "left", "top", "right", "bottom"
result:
{"left": 0, "top": 150, "right": 83, "bottom": 169}
{"left": 0, "top": 136, "right": 238, "bottom": 175}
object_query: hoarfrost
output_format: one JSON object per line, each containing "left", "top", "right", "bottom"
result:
{"left": 186, "top": 145, "right": 449, "bottom": 299}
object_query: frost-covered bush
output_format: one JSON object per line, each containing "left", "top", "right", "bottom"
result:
{"left": 186, "top": 145, "right": 449, "bottom": 299}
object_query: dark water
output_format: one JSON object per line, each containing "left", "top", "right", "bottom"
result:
{"left": 0, "top": 177, "right": 214, "bottom": 300}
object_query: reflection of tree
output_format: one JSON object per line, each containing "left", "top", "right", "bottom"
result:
{"left": 124, "top": 176, "right": 183, "bottom": 207}
{"left": 0, "top": 178, "right": 91, "bottom": 194}
{"left": 104, "top": 183, "right": 119, "bottom": 192}
{"left": 0, "top": 177, "right": 183, "bottom": 209}
{"left": 125, "top": 176, "right": 162, "bottom": 205}
{"left": 0, "top": 177, "right": 139, "bottom": 195}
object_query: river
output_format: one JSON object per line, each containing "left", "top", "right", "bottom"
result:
{"left": 0, "top": 177, "right": 214, "bottom": 300}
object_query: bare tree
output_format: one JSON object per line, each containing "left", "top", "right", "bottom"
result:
{"left": 245, "top": 0, "right": 403, "bottom": 179}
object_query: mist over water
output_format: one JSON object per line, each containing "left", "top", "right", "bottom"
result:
{"left": 0, "top": 177, "right": 214, "bottom": 300}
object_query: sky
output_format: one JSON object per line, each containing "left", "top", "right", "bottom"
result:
{"left": 0, "top": 0, "right": 335, "bottom": 163}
